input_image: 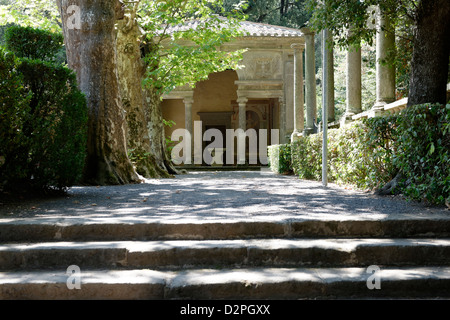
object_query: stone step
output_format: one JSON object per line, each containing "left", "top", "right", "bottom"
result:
{"left": 1, "top": 219, "right": 450, "bottom": 242}
{"left": 1, "top": 238, "right": 449, "bottom": 271}
{"left": 1, "top": 267, "right": 449, "bottom": 299}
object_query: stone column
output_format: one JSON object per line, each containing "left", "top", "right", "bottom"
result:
{"left": 343, "top": 40, "right": 362, "bottom": 123}
{"left": 374, "top": 7, "right": 395, "bottom": 110}
{"left": 301, "top": 28, "right": 317, "bottom": 136}
{"left": 237, "top": 97, "right": 248, "bottom": 165}
{"left": 278, "top": 96, "right": 287, "bottom": 144}
{"left": 183, "top": 97, "right": 194, "bottom": 164}
{"left": 325, "top": 31, "right": 335, "bottom": 123}
{"left": 237, "top": 97, "right": 248, "bottom": 132}
{"left": 291, "top": 43, "right": 305, "bottom": 142}
{"left": 183, "top": 97, "right": 193, "bottom": 138}
{"left": 285, "top": 61, "right": 294, "bottom": 137}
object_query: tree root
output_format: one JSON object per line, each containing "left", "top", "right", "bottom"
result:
{"left": 375, "top": 172, "right": 407, "bottom": 196}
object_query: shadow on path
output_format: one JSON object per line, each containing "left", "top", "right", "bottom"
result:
{"left": 0, "top": 171, "right": 448, "bottom": 224}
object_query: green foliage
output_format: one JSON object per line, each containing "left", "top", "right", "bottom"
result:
{"left": 16, "top": 58, "right": 88, "bottom": 190}
{"left": 268, "top": 144, "right": 292, "bottom": 174}
{"left": 163, "top": 118, "right": 177, "bottom": 158}
{"left": 362, "top": 115, "right": 398, "bottom": 186}
{"left": 0, "top": 26, "right": 87, "bottom": 192}
{"left": 305, "top": 0, "right": 410, "bottom": 48}
{"left": 0, "top": 0, "right": 61, "bottom": 32}
{"left": 306, "top": 0, "right": 376, "bottom": 48}
{"left": 0, "top": 22, "right": 15, "bottom": 45}
{"left": 392, "top": 17, "right": 414, "bottom": 98}
{"left": 4, "top": 25, "right": 64, "bottom": 62}
{"left": 127, "top": 147, "right": 152, "bottom": 175}
{"left": 288, "top": 105, "right": 449, "bottom": 205}
{"left": 291, "top": 134, "right": 322, "bottom": 180}
{"left": 316, "top": 42, "right": 377, "bottom": 124}
{"left": 222, "top": 0, "right": 311, "bottom": 29}
{"left": 394, "top": 103, "right": 449, "bottom": 204}
{"left": 139, "top": 0, "right": 246, "bottom": 96}
{"left": 306, "top": 0, "right": 415, "bottom": 98}
{"left": 0, "top": 48, "right": 31, "bottom": 183}
{"left": 291, "top": 119, "right": 397, "bottom": 189}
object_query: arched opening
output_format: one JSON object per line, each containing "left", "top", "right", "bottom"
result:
{"left": 162, "top": 70, "right": 281, "bottom": 167}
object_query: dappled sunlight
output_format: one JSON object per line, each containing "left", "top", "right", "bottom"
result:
{"left": 315, "top": 267, "right": 366, "bottom": 282}
{"left": 0, "top": 241, "right": 130, "bottom": 251}
{"left": 379, "top": 268, "right": 450, "bottom": 280}
{"left": 0, "top": 171, "right": 447, "bottom": 225}
{"left": 312, "top": 267, "right": 450, "bottom": 283}
{"left": 0, "top": 271, "right": 65, "bottom": 284}
{"left": 80, "top": 270, "right": 169, "bottom": 284}
{"left": 0, "top": 269, "right": 171, "bottom": 285}
{"left": 126, "top": 240, "right": 250, "bottom": 252}
{"left": 179, "top": 268, "right": 324, "bottom": 285}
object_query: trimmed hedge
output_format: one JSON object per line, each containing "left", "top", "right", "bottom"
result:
{"left": 0, "top": 48, "right": 31, "bottom": 183}
{"left": 394, "top": 103, "right": 449, "bottom": 204}
{"left": 268, "top": 144, "right": 292, "bottom": 174}
{"left": 17, "top": 58, "right": 88, "bottom": 190}
{"left": 290, "top": 119, "right": 396, "bottom": 190}
{"left": 0, "top": 26, "right": 87, "bottom": 192}
{"left": 272, "top": 104, "right": 449, "bottom": 205}
{"left": 4, "top": 25, "right": 64, "bottom": 62}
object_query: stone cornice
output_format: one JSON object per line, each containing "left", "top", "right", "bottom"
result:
{"left": 291, "top": 43, "right": 305, "bottom": 51}
{"left": 300, "top": 27, "right": 315, "bottom": 36}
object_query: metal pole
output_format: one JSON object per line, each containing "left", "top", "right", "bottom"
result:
{"left": 322, "top": 28, "right": 328, "bottom": 187}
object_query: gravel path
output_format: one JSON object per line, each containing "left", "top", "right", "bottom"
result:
{"left": 0, "top": 170, "right": 448, "bottom": 224}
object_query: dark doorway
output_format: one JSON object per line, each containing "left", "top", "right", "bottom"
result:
{"left": 204, "top": 125, "right": 227, "bottom": 166}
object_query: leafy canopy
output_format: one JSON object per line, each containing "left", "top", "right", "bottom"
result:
{"left": 305, "top": 0, "right": 414, "bottom": 49}
{"left": 0, "top": 0, "right": 61, "bottom": 32}
{"left": 4, "top": 25, "right": 64, "bottom": 62}
{"left": 138, "top": 0, "right": 247, "bottom": 96}
{"left": 306, "top": 0, "right": 417, "bottom": 97}
{"left": 1, "top": 0, "right": 247, "bottom": 97}
{"left": 222, "top": 0, "right": 311, "bottom": 29}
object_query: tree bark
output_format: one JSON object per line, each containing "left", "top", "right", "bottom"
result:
{"left": 145, "top": 84, "right": 181, "bottom": 176}
{"left": 115, "top": 3, "right": 180, "bottom": 178}
{"left": 375, "top": 172, "right": 407, "bottom": 196}
{"left": 116, "top": 3, "right": 172, "bottom": 178}
{"left": 57, "top": 0, "right": 140, "bottom": 185}
{"left": 407, "top": 0, "right": 450, "bottom": 106}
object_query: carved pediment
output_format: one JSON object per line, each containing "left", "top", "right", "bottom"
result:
{"left": 237, "top": 51, "right": 282, "bottom": 80}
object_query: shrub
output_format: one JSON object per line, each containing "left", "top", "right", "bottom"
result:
{"left": 330, "top": 117, "right": 397, "bottom": 190}
{"left": 288, "top": 105, "right": 448, "bottom": 205}
{"left": 0, "top": 48, "right": 31, "bottom": 185}
{"left": 394, "top": 103, "right": 449, "bottom": 204}
{"left": 291, "top": 134, "right": 322, "bottom": 180}
{"left": 363, "top": 115, "right": 398, "bottom": 187}
{"left": 290, "top": 119, "right": 397, "bottom": 190}
{"left": 0, "top": 23, "right": 17, "bottom": 46}
{"left": 17, "top": 58, "right": 88, "bottom": 190}
{"left": 4, "top": 25, "right": 64, "bottom": 62}
{"left": 0, "top": 26, "right": 87, "bottom": 192}
{"left": 268, "top": 144, "right": 292, "bottom": 174}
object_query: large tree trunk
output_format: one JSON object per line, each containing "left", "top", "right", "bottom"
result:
{"left": 407, "top": 0, "right": 450, "bottom": 106}
{"left": 378, "top": 0, "right": 450, "bottom": 196}
{"left": 57, "top": 0, "right": 140, "bottom": 185}
{"left": 145, "top": 85, "right": 181, "bottom": 176}
{"left": 116, "top": 3, "right": 172, "bottom": 178}
{"left": 115, "top": 3, "right": 180, "bottom": 178}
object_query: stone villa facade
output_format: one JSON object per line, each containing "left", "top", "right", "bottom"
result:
{"left": 161, "top": 13, "right": 402, "bottom": 166}
{"left": 162, "top": 21, "right": 311, "bottom": 165}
